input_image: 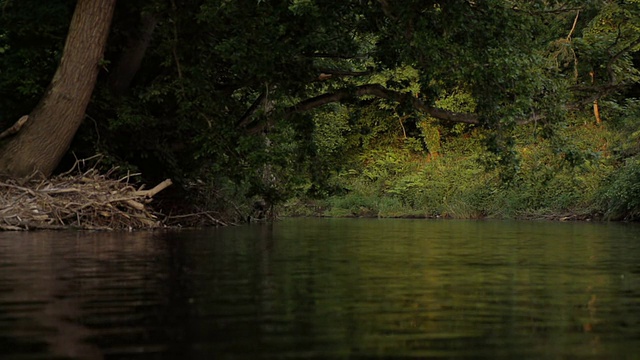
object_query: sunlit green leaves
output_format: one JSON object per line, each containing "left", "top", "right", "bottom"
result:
{"left": 368, "top": 65, "right": 421, "bottom": 96}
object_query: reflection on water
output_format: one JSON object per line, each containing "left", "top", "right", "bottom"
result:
{"left": 0, "top": 219, "right": 640, "bottom": 359}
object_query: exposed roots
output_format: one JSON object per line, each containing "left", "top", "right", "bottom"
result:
{"left": 0, "top": 168, "right": 172, "bottom": 231}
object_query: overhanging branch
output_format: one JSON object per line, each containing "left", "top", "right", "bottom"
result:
{"left": 243, "top": 84, "right": 550, "bottom": 134}
{"left": 288, "top": 84, "right": 480, "bottom": 124}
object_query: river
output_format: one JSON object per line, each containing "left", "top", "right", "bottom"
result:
{"left": 0, "top": 219, "right": 639, "bottom": 359}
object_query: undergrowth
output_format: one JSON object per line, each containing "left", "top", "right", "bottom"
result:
{"left": 284, "top": 121, "right": 617, "bottom": 220}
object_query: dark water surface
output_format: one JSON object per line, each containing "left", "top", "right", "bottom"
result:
{"left": 1, "top": 219, "right": 640, "bottom": 359}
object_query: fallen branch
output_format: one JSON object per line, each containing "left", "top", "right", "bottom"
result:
{"left": 124, "top": 199, "right": 146, "bottom": 211}
{"left": 165, "top": 211, "right": 228, "bottom": 227}
{"left": 134, "top": 179, "right": 173, "bottom": 198}
{"left": 0, "top": 169, "right": 173, "bottom": 231}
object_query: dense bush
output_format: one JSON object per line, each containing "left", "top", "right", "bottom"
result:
{"left": 596, "top": 159, "right": 640, "bottom": 220}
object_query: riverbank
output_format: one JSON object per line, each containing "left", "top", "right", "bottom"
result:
{"left": 1, "top": 117, "right": 633, "bottom": 231}
{"left": 281, "top": 197, "right": 600, "bottom": 222}
{"left": 278, "top": 121, "right": 637, "bottom": 222}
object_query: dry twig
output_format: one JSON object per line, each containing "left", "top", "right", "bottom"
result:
{"left": 0, "top": 169, "right": 172, "bottom": 231}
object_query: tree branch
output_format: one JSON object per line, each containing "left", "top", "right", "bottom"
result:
{"left": 569, "top": 83, "right": 625, "bottom": 109}
{"left": 566, "top": 10, "right": 579, "bottom": 40}
{"left": 0, "top": 115, "right": 29, "bottom": 141}
{"left": 288, "top": 84, "right": 480, "bottom": 124}
{"left": 244, "top": 84, "right": 554, "bottom": 134}
{"left": 109, "top": 12, "right": 159, "bottom": 96}
{"left": 236, "top": 92, "right": 267, "bottom": 128}
{"left": 305, "top": 52, "right": 366, "bottom": 60}
{"left": 511, "top": 5, "right": 583, "bottom": 15}
{"left": 169, "top": 0, "right": 183, "bottom": 81}
{"left": 316, "top": 69, "right": 372, "bottom": 81}
{"left": 607, "top": 36, "right": 640, "bottom": 85}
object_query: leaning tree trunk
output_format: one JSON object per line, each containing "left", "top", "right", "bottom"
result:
{"left": 0, "top": 0, "right": 117, "bottom": 178}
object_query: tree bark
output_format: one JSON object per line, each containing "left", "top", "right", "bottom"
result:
{"left": 109, "top": 11, "right": 158, "bottom": 96}
{"left": 0, "top": 0, "right": 117, "bottom": 178}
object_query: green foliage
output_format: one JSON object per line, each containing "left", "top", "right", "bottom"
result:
{"left": 597, "top": 159, "right": 640, "bottom": 220}
{"left": 0, "top": 0, "right": 73, "bottom": 125}
{"left": 575, "top": 1, "right": 640, "bottom": 87}
{"left": 315, "top": 118, "right": 616, "bottom": 220}
{"left": 312, "top": 106, "right": 350, "bottom": 158}
{"left": 592, "top": 98, "right": 640, "bottom": 220}
{"left": 601, "top": 98, "right": 640, "bottom": 157}
{"left": 435, "top": 89, "right": 477, "bottom": 114}
{"left": 1, "top": 0, "right": 639, "bottom": 220}
{"left": 368, "top": 65, "right": 421, "bottom": 96}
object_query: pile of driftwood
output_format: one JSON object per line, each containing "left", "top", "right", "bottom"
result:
{"left": 0, "top": 167, "right": 172, "bottom": 231}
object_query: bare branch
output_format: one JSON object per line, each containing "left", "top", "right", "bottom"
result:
{"left": 0, "top": 115, "right": 29, "bottom": 140}
{"left": 566, "top": 10, "right": 580, "bottom": 40}
{"left": 134, "top": 178, "right": 173, "bottom": 198}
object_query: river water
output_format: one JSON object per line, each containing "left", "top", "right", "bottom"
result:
{"left": 0, "top": 219, "right": 639, "bottom": 359}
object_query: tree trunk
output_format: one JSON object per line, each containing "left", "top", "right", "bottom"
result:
{"left": 0, "top": 0, "right": 117, "bottom": 178}
{"left": 109, "top": 11, "right": 158, "bottom": 96}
